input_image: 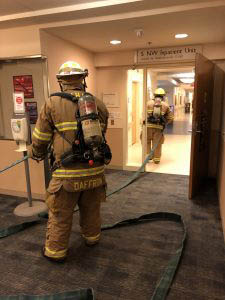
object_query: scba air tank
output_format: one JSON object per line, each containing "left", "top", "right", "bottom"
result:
{"left": 78, "top": 93, "right": 103, "bottom": 148}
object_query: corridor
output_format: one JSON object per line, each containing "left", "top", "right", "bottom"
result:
{"left": 128, "top": 108, "right": 192, "bottom": 176}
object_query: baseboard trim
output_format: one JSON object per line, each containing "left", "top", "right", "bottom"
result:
{"left": 0, "top": 188, "right": 45, "bottom": 200}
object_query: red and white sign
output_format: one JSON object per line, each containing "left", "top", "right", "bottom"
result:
{"left": 16, "top": 96, "right": 23, "bottom": 104}
{"left": 13, "top": 92, "right": 25, "bottom": 114}
{"left": 13, "top": 75, "right": 34, "bottom": 98}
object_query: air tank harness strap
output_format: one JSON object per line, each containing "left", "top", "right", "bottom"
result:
{"left": 50, "top": 92, "right": 79, "bottom": 102}
{"left": 0, "top": 211, "right": 186, "bottom": 300}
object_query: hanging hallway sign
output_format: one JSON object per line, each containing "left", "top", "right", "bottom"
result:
{"left": 136, "top": 45, "right": 202, "bottom": 64}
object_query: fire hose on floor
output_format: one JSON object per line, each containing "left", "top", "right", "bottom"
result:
{"left": 0, "top": 133, "right": 187, "bottom": 300}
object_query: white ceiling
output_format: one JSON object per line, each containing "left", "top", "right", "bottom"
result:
{"left": 0, "top": 0, "right": 106, "bottom": 16}
{"left": 0, "top": 0, "right": 217, "bottom": 17}
{"left": 1, "top": 0, "right": 225, "bottom": 53}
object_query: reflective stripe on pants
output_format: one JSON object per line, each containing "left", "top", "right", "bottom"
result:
{"left": 45, "top": 186, "right": 105, "bottom": 258}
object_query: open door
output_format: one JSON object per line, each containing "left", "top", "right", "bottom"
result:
{"left": 189, "top": 54, "right": 215, "bottom": 199}
{"left": 126, "top": 69, "right": 143, "bottom": 169}
{"left": 132, "top": 82, "right": 137, "bottom": 145}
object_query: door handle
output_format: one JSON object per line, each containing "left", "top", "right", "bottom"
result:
{"left": 143, "top": 120, "right": 146, "bottom": 125}
{"left": 216, "top": 131, "right": 225, "bottom": 136}
{"left": 188, "top": 129, "right": 202, "bottom": 133}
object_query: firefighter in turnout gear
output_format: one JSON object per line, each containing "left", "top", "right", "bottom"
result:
{"left": 28, "top": 61, "right": 110, "bottom": 262}
{"left": 146, "top": 88, "right": 173, "bottom": 164}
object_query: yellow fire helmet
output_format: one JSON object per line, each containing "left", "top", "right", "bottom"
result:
{"left": 56, "top": 61, "right": 88, "bottom": 79}
{"left": 154, "top": 88, "right": 166, "bottom": 96}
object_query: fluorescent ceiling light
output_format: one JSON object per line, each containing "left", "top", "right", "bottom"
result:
{"left": 175, "top": 33, "right": 188, "bottom": 39}
{"left": 180, "top": 78, "right": 194, "bottom": 84}
{"left": 171, "top": 79, "right": 178, "bottom": 86}
{"left": 110, "top": 40, "right": 121, "bottom": 45}
{"left": 173, "top": 73, "right": 195, "bottom": 78}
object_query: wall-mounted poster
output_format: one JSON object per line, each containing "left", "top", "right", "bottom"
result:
{"left": 13, "top": 75, "right": 34, "bottom": 98}
{"left": 25, "top": 101, "right": 38, "bottom": 124}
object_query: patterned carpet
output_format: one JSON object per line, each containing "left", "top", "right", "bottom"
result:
{"left": 0, "top": 170, "right": 224, "bottom": 300}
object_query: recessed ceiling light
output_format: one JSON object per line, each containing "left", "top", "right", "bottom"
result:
{"left": 110, "top": 40, "right": 121, "bottom": 45}
{"left": 175, "top": 33, "right": 188, "bottom": 39}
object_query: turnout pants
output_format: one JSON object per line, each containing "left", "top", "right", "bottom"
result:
{"left": 147, "top": 128, "right": 164, "bottom": 163}
{"left": 44, "top": 185, "right": 106, "bottom": 259}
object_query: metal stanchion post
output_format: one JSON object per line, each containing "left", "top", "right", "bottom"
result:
{"left": 13, "top": 151, "right": 48, "bottom": 217}
{"left": 23, "top": 150, "right": 32, "bottom": 207}
{"left": 11, "top": 96, "right": 47, "bottom": 216}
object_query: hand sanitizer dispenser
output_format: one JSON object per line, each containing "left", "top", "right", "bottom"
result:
{"left": 11, "top": 118, "right": 28, "bottom": 142}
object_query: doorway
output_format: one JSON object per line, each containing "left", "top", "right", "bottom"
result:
{"left": 145, "top": 66, "right": 195, "bottom": 176}
{"left": 125, "top": 56, "right": 220, "bottom": 199}
{"left": 126, "top": 65, "right": 195, "bottom": 176}
{"left": 126, "top": 69, "right": 143, "bottom": 168}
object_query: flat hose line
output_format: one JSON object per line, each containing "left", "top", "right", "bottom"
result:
{"left": 0, "top": 156, "right": 29, "bottom": 174}
{"left": 0, "top": 133, "right": 187, "bottom": 300}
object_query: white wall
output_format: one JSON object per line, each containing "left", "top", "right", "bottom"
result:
{"left": 96, "top": 67, "right": 127, "bottom": 168}
{"left": 216, "top": 61, "right": 225, "bottom": 239}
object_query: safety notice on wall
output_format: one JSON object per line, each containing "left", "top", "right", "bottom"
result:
{"left": 13, "top": 92, "right": 25, "bottom": 114}
{"left": 25, "top": 101, "right": 38, "bottom": 124}
{"left": 136, "top": 45, "right": 202, "bottom": 64}
{"left": 13, "top": 75, "right": 34, "bottom": 98}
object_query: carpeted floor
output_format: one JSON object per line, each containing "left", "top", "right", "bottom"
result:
{"left": 0, "top": 170, "right": 225, "bottom": 299}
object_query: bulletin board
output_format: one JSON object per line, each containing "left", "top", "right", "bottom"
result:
{"left": 108, "top": 111, "right": 123, "bottom": 128}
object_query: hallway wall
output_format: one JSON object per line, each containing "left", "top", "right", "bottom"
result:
{"left": 0, "top": 25, "right": 41, "bottom": 57}
{"left": 96, "top": 67, "right": 127, "bottom": 168}
{"left": 219, "top": 137, "right": 225, "bottom": 239}
{"left": 217, "top": 62, "right": 225, "bottom": 239}
{"left": 40, "top": 30, "right": 97, "bottom": 95}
